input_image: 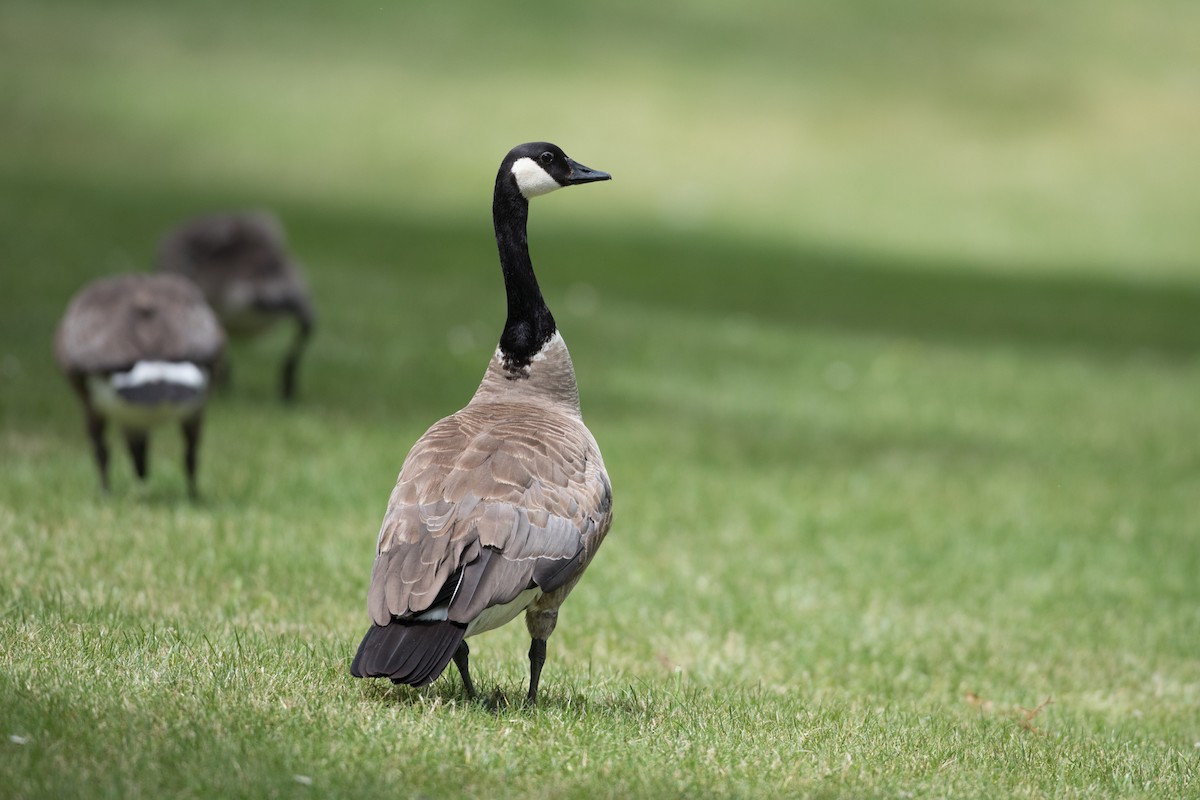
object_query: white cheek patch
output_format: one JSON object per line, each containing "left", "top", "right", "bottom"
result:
{"left": 511, "top": 157, "right": 563, "bottom": 198}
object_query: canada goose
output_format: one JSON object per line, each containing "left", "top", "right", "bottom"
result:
{"left": 155, "top": 210, "right": 315, "bottom": 401}
{"left": 350, "top": 142, "right": 613, "bottom": 706}
{"left": 54, "top": 273, "right": 226, "bottom": 497}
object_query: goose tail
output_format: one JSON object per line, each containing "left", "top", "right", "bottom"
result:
{"left": 349, "top": 620, "right": 465, "bottom": 687}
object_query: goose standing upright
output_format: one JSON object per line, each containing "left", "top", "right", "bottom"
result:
{"left": 350, "top": 142, "right": 613, "bottom": 705}
{"left": 54, "top": 273, "right": 226, "bottom": 497}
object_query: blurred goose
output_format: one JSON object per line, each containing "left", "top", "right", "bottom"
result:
{"left": 54, "top": 273, "right": 225, "bottom": 497}
{"left": 155, "top": 210, "right": 315, "bottom": 401}
{"left": 350, "top": 142, "right": 613, "bottom": 705}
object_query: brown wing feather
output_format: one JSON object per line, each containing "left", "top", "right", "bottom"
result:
{"left": 367, "top": 401, "right": 612, "bottom": 627}
{"left": 54, "top": 273, "right": 225, "bottom": 374}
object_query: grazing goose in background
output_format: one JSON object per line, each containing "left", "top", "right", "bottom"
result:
{"left": 155, "top": 210, "right": 315, "bottom": 401}
{"left": 54, "top": 273, "right": 225, "bottom": 497}
{"left": 350, "top": 142, "right": 613, "bottom": 706}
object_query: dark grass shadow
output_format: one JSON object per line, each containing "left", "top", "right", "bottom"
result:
{"left": 571, "top": 231, "right": 1200, "bottom": 359}
{"left": 356, "top": 671, "right": 532, "bottom": 715}
{"left": 5, "top": 172, "right": 1199, "bottom": 435}
{"left": 273, "top": 195, "right": 1200, "bottom": 366}
{"left": 353, "top": 661, "right": 653, "bottom": 718}
{"left": 12, "top": 169, "right": 1197, "bottom": 361}
{"left": 352, "top": 661, "right": 744, "bottom": 726}
{"left": 270, "top": 200, "right": 1200, "bottom": 430}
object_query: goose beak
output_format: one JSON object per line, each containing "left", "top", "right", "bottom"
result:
{"left": 565, "top": 158, "right": 611, "bottom": 185}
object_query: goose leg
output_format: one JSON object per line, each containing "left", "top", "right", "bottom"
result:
{"left": 125, "top": 430, "right": 149, "bottom": 481}
{"left": 181, "top": 413, "right": 203, "bottom": 499}
{"left": 280, "top": 314, "right": 313, "bottom": 402}
{"left": 524, "top": 607, "right": 559, "bottom": 706}
{"left": 526, "top": 638, "right": 547, "bottom": 706}
{"left": 452, "top": 641, "right": 478, "bottom": 700}
{"left": 85, "top": 407, "right": 109, "bottom": 493}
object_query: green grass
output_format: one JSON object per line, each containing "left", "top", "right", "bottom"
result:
{"left": 2, "top": 1, "right": 1199, "bottom": 797}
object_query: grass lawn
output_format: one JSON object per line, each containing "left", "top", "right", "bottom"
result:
{"left": 2, "top": 1, "right": 1198, "bottom": 797}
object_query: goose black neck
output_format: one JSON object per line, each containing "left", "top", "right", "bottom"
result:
{"left": 494, "top": 178, "right": 556, "bottom": 368}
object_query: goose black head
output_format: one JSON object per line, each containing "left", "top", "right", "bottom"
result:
{"left": 502, "top": 142, "right": 611, "bottom": 200}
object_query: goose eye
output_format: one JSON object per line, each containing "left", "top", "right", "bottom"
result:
{"left": 539, "top": 152, "right": 554, "bottom": 164}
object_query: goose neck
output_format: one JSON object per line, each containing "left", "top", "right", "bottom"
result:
{"left": 493, "top": 183, "right": 555, "bottom": 367}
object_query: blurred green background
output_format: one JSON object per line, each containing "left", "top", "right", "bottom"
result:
{"left": 2, "top": 1, "right": 1198, "bottom": 797}
{"left": 5, "top": 0, "right": 1199, "bottom": 273}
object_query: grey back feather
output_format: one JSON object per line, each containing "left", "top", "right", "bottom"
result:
{"left": 54, "top": 273, "right": 225, "bottom": 375}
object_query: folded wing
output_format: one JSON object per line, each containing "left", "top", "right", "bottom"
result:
{"left": 366, "top": 403, "right": 612, "bottom": 629}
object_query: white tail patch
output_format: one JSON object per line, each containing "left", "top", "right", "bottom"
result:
{"left": 88, "top": 360, "right": 208, "bottom": 428}
{"left": 511, "top": 158, "right": 562, "bottom": 198}
{"left": 112, "top": 360, "right": 207, "bottom": 390}
{"left": 415, "top": 604, "right": 449, "bottom": 622}
{"left": 413, "top": 568, "right": 465, "bottom": 622}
